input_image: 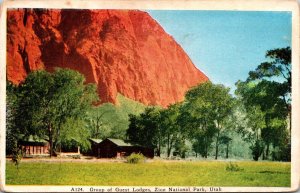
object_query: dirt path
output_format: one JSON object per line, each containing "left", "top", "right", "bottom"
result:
{"left": 6, "top": 156, "right": 128, "bottom": 163}
{"left": 6, "top": 156, "right": 250, "bottom": 163}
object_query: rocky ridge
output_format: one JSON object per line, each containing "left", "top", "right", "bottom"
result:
{"left": 7, "top": 9, "right": 209, "bottom": 107}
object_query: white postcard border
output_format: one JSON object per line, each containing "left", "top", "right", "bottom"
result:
{"left": 0, "top": 0, "right": 299, "bottom": 192}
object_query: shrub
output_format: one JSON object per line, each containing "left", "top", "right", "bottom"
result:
{"left": 126, "top": 153, "right": 145, "bottom": 164}
{"left": 225, "top": 162, "right": 243, "bottom": 172}
{"left": 12, "top": 141, "right": 22, "bottom": 169}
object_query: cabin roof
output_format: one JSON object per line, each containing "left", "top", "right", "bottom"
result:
{"left": 106, "top": 138, "right": 133, "bottom": 147}
{"left": 19, "top": 134, "right": 48, "bottom": 143}
{"left": 90, "top": 138, "right": 139, "bottom": 147}
{"left": 89, "top": 138, "right": 103, "bottom": 144}
{"left": 91, "top": 138, "right": 153, "bottom": 149}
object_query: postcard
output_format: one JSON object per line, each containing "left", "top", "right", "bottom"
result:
{"left": 0, "top": 0, "right": 299, "bottom": 192}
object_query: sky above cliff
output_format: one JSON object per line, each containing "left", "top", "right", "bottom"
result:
{"left": 148, "top": 10, "right": 292, "bottom": 93}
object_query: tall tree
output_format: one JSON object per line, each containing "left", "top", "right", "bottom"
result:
{"left": 85, "top": 105, "right": 116, "bottom": 139}
{"left": 160, "top": 103, "right": 181, "bottom": 157}
{"left": 235, "top": 47, "right": 291, "bottom": 161}
{"left": 12, "top": 68, "right": 98, "bottom": 157}
{"left": 219, "top": 135, "right": 232, "bottom": 159}
{"left": 181, "top": 82, "right": 234, "bottom": 159}
{"left": 247, "top": 47, "right": 291, "bottom": 131}
{"left": 126, "top": 107, "right": 163, "bottom": 156}
{"left": 6, "top": 81, "right": 19, "bottom": 155}
{"left": 234, "top": 98, "right": 266, "bottom": 161}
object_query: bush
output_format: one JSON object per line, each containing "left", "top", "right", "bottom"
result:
{"left": 225, "top": 162, "right": 244, "bottom": 172}
{"left": 126, "top": 153, "right": 145, "bottom": 164}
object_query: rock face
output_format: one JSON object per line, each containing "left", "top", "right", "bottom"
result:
{"left": 7, "top": 9, "right": 209, "bottom": 107}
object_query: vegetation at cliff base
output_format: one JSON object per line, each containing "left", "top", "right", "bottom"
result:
{"left": 127, "top": 47, "right": 291, "bottom": 162}
{"left": 6, "top": 47, "right": 291, "bottom": 162}
{"left": 6, "top": 70, "right": 145, "bottom": 156}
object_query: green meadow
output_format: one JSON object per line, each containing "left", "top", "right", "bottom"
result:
{"left": 6, "top": 161, "right": 290, "bottom": 187}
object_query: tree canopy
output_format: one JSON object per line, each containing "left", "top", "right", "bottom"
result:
{"left": 181, "top": 82, "right": 234, "bottom": 159}
{"left": 9, "top": 68, "right": 98, "bottom": 157}
{"left": 6, "top": 47, "right": 291, "bottom": 162}
{"left": 127, "top": 107, "right": 163, "bottom": 156}
{"left": 235, "top": 47, "right": 291, "bottom": 161}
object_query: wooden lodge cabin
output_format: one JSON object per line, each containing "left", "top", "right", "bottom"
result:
{"left": 19, "top": 135, "right": 50, "bottom": 156}
{"left": 18, "top": 136, "right": 81, "bottom": 157}
{"left": 89, "top": 138, "right": 154, "bottom": 158}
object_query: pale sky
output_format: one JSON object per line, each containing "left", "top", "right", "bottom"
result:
{"left": 148, "top": 10, "right": 292, "bottom": 92}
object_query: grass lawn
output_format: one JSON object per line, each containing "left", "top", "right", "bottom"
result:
{"left": 6, "top": 160, "right": 290, "bottom": 186}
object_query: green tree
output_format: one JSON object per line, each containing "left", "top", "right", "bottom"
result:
{"left": 160, "top": 103, "right": 181, "bottom": 157}
{"left": 59, "top": 118, "right": 91, "bottom": 153}
{"left": 13, "top": 68, "right": 98, "bottom": 157}
{"left": 181, "top": 82, "right": 234, "bottom": 159}
{"left": 248, "top": 47, "right": 290, "bottom": 88}
{"left": 247, "top": 47, "right": 291, "bottom": 132}
{"left": 235, "top": 47, "right": 291, "bottom": 161}
{"left": 219, "top": 135, "right": 232, "bottom": 159}
{"left": 85, "top": 94, "right": 146, "bottom": 141}
{"left": 173, "top": 137, "right": 189, "bottom": 158}
{"left": 85, "top": 104, "right": 116, "bottom": 139}
{"left": 234, "top": 99, "right": 266, "bottom": 161}
{"left": 126, "top": 107, "right": 163, "bottom": 156}
{"left": 191, "top": 128, "right": 215, "bottom": 158}
{"left": 7, "top": 82, "right": 23, "bottom": 166}
{"left": 6, "top": 81, "right": 19, "bottom": 155}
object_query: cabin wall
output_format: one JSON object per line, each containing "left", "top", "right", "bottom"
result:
{"left": 91, "top": 142, "right": 99, "bottom": 157}
{"left": 21, "top": 143, "right": 49, "bottom": 155}
{"left": 90, "top": 139, "right": 155, "bottom": 159}
{"left": 99, "top": 141, "right": 118, "bottom": 158}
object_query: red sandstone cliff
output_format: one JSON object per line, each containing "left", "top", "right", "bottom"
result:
{"left": 7, "top": 9, "right": 209, "bottom": 107}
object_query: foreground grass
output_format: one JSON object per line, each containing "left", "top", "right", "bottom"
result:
{"left": 6, "top": 161, "right": 290, "bottom": 186}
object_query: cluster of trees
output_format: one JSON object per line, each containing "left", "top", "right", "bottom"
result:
{"left": 127, "top": 82, "right": 234, "bottom": 159}
{"left": 6, "top": 68, "right": 99, "bottom": 157}
{"left": 127, "top": 47, "right": 291, "bottom": 161}
{"left": 6, "top": 68, "right": 146, "bottom": 156}
{"left": 85, "top": 94, "right": 145, "bottom": 140}
{"left": 6, "top": 47, "right": 291, "bottom": 162}
{"left": 126, "top": 82, "right": 235, "bottom": 159}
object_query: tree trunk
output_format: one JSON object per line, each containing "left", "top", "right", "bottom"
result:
{"left": 215, "top": 130, "right": 220, "bottom": 160}
{"left": 167, "top": 134, "right": 171, "bottom": 157}
{"left": 266, "top": 143, "right": 270, "bottom": 160}
{"left": 262, "top": 146, "right": 266, "bottom": 160}
{"left": 288, "top": 111, "right": 291, "bottom": 143}
{"left": 48, "top": 124, "right": 53, "bottom": 158}
{"left": 204, "top": 137, "right": 208, "bottom": 158}
{"left": 156, "top": 143, "right": 161, "bottom": 157}
{"left": 157, "top": 128, "right": 162, "bottom": 157}
{"left": 226, "top": 143, "right": 229, "bottom": 159}
{"left": 196, "top": 142, "right": 201, "bottom": 158}
{"left": 57, "top": 123, "right": 61, "bottom": 154}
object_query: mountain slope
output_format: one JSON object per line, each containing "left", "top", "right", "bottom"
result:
{"left": 7, "top": 9, "right": 209, "bottom": 107}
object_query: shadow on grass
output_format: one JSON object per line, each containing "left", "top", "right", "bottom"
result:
{"left": 258, "top": 170, "right": 290, "bottom": 174}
